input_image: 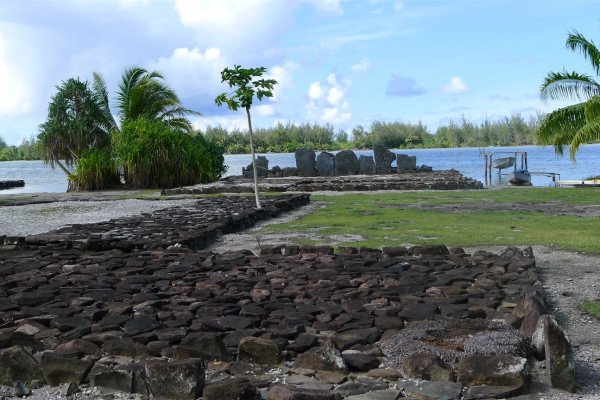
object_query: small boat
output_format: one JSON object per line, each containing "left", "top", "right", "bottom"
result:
{"left": 492, "top": 156, "right": 515, "bottom": 170}
{"left": 508, "top": 169, "right": 532, "bottom": 186}
{"left": 557, "top": 179, "right": 600, "bottom": 187}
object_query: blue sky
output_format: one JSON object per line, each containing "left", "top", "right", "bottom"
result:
{"left": 0, "top": 0, "right": 599, "bottom": 145}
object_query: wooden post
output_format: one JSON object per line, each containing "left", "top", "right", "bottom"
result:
{"left": 484, "top": 154, "right": 488, "bottom": 186}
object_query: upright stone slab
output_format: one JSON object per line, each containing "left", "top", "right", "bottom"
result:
{"left": 335, "top": 150, "right": 359, "bottom": 176}
{"left": 358, "top": 155, "right": 376, "bottom": 175}
{"left": 396, "top": 154, "right": 417, "bottom": 172}
{"left": 295, "top": 149, "right": 317, "bottom": 177}
{"left": 243, "top": 156, "right": 269, "bottom": 179}
{"left": 374, "top": 144, "right": 396, "bottom": 174}
{"left": 255, "top": 156, "right": 269, "bottom": 178}
{"left": 316, "top": 152, "right": 335, "bottom": 176}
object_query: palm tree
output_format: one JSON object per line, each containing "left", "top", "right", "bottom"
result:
{"left": 94, "top": 66, "right": 200, "bottom": 133}
{"left": 538, "top": 30, "right": 600, "bottom": 160}
{"left": 38, "top": 78, "right": 111, "bottom": 177}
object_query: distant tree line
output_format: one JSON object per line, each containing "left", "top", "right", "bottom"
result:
{"left": 0, "top": 135, "right": 42, "bottom": 161}
{"left": 200, "top": 113, "right": 542, "bottom": 154}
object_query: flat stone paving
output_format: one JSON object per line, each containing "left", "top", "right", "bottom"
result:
{"left": 0, "top": 195, "right": 574, "bottom": 399}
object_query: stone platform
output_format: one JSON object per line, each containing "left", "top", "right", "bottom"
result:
{"left": 0, "top": 195, "right": 574, "bottom": 399}
{"left": 163, "top": 170, "right": 483, "bottom": 196}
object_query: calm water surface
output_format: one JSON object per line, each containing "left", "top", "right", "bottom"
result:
{"left": 2, "top": 144, "right": 600, "bottom": 194}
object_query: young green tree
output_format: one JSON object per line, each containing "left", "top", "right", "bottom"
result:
{"left": 215, "top": 65, "right": 277, "bottom": 208}
{"left": 538, "top": 29, "right": 600, "bottom": 159}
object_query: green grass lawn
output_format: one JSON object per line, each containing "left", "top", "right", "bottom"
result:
{"left": 262, "top": 187, "right": 600, "bottom": 252}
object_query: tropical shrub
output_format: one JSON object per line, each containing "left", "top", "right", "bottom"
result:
{"left": 114, "top": 118, "right": 218, "bottom": 189}
{"left": 70, "top": 148, "right": 120, "bottom": 191}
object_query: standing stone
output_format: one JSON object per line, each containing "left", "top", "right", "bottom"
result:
{"left": 255, "top": 156, "right": 269, "bottom": 178}
{"left": 374, "top": 145, "right": 396, "bottom": 174}
{"left": 358, "top": 156, "right": 375, "bottom": 175}
{"left": 335, "top": 150, "right": 359, "bottom": 176}
{"left": 295, "top": 149, "right": 317, "bottom": 177}
{"left": 534, "top": 316, "right": 575, "bottom": 392}
{"left": 243, "top": 156, "right": 269, "bottom": 179}
{"left": 316, "top": 152, "right": 335, "bottom": 176}
{"left": 396, "top": 154, "right": 416, "bottom": 172}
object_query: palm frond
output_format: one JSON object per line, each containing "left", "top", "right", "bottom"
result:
{"left": 570, "top": 118, "right": 600, "bottom": 159}
{"left": 540, "top": 71, "right": 600, "bottom": 102}
{"left": 566, "top": 30, "right": 600, "bottom": 77}
{"left": 92, "top": 72, "right": 118, "bottom": 133}
{"left": 536, "top": 102, "right": 587, "bottom": 156}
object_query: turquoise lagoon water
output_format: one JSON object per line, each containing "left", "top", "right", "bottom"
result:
{"left": 2, "top": 144, "right": 600, "bottom": 194}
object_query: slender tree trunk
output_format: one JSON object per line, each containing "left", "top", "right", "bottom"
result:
{"left": 51, "top": 152, "right": 72, "bottom": 177}
{"left": 246, "top": 106, "right": 261, "bottom": 209}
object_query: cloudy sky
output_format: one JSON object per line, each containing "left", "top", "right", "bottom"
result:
{"left": 0, "top": 0, "right": 598, "bottom": 145}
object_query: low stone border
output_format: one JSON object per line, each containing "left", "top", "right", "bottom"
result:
{"left": 0, "top": 180, "right": 24, "bottom": 190}
{"left": 163, "top": 170, "right": 483, "bottom": 196}
{"left": 1, "top": 194, "right": 310, "bottom": 250}
{"left": 0, "top": 236, "right": 574, "bottom": 398}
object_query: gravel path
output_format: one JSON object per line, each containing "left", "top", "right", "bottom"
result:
{"left": 0, "top": 199, "right": 198, "bottom": 237}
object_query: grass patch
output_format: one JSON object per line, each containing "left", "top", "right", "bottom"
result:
{"left": 581, "top": 301, "right": 600, "bottom": 318}
{"left": 265, "top": 188, "right": 600, "bottom": 252}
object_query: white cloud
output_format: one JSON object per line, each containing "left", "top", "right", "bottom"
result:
{"left": 0, "top": 24, "right": 38, "bottom": 118}
{"left": 352, "top": 57, "right": 371, "bottom": 73}
{"left": 118, "top": 0, "right": 149, "bottom": 9}
{"left": 306, "top": 73, "right": 352, "bottom": 124}
{"left": 309, "top": 82, "right": 325, "bottom": 100}
{"left": 149, "top": 47, "right": 229, "bottom": 99}
{"left": 442, "top": 76, "right": 469, "bottom": 94}
{"left": 312, "top": 0, "right": 344, "bottom": 15}
{"left": 266, "top": 61, "right": 298, "bottom": 101}
{"left": 194, "top": 115, "right": 248, "bottom": 133}
{"left": 254, "top": 104, "right": 276, "bottom": 117}
{"left": 173, "top": 0, "right": 294, "bottom": 58}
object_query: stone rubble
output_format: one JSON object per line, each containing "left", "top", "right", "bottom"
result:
{"left": 0, "top": 192, "right": 576, "bottom": 400}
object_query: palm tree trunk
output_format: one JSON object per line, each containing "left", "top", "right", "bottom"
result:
{"left": 246, "top": 106, "right": 261, "bottom": 209}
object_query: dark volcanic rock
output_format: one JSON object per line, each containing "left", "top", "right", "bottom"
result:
{"left": 294, "top": 340, "right": 348, "bottom": 373}
{"left": 295, "top": 149, "right": 317, "bottom": 177}
{"left": 0, "top": 346, "right": 45, "bottom": 386}
{"left": 358, "top": 155, "right": 375, "bottom": 175}
{"left": 237, "top": 337, "right": 282, "bottom": 365}
{"left": 373, "top": 145, "right": 396, "bottom": 174}
{"left": 335, "top": 150, "right": 359, "bottom": 176}
{"left": 316, "top": 152, "right": 335, "bottom": 177}
{"left": 203, "top": 377, "right": 261, "bottom": 400}
{"left": 342, "top": 352, "right": 380, "bottom": 372}
{"left": 39, "top": 352, "right": 94, "bottom": 386}
{"left": 402, "top": 353, "right": 454, "bottom": 381}
{"left": 396, "top": 154, "right": 417, "bottom": 172}
{"left": 144, "top": 359, "right": 205, "bottom": 400}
